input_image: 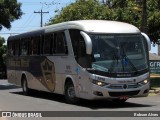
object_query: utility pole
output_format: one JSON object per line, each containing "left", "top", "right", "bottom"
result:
{"left": 141, "top": 0, "right": 147, "bottom": 33}
{"left": 34, "top": 9, "right": 49, "bottom": 27}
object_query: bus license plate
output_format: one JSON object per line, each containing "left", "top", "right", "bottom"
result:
{"left": 118, "top": 96, "right": 128, "bottom": 100}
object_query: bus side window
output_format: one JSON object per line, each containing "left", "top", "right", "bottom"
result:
{"left": 77, "top": 35, "right": 88, "bottom": 68}
{"left": 21, "top": 39, "right": 28, "bottom": 56}
{"left": 52, "top": 34, "right": 55, "bottom": 54}
{"left": 43, "top": 34, "right": 52, "bottom": 54}
{"left": 55, "top": 32, "right": 68, "bottom": 54}
{"left": 15, "top": 40, "right": 20, "bottom": 56}
{"left": 8, "top": 41, "right": 15, "bottom": 56}
{"left": 69, "top": 29, "right": 79, "bottom": 60}
{"left": 30, "top": 36, "right": 40, "bottom": 55}
{"left": 28, "top": 38, "right": 32, "bottom": 55}
{"left": 69, "top": 29, "right": 88, "bottom": 68}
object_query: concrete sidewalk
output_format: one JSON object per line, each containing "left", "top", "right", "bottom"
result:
{"left": 149, "top": 87, "right": 160, "bottom": 94}
{"left": 0, "top": 79, "right": 20, "bottom": 90}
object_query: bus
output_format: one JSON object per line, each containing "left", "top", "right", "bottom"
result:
{"left": 7, "top": 20, "right": 151, "bottom": 104}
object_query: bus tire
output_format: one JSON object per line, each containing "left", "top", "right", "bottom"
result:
{"left": 22, "top": 76, "right": 30, "bottom": 96}
{"left": 65, "top": 82, "right": 79, "bottom": 104}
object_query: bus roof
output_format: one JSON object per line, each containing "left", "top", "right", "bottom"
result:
{"left": 46, "top": 20, "right": 140, "bottom": 34}
{"left": 8, "top": 20, "right": 140, "bottom": 40}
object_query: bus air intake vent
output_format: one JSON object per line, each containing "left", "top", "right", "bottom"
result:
{"left": 108, "top": 90, "right": 140, "bottom": 97}
{"left": 108, "top": 84, "right": 140, "bottom": 89}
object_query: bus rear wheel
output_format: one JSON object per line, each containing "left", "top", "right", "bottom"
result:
{"left": 65, "top": 82, "right": 79, "bottom": 104}
{"left": 22, "top": 76, "right": 30, "bottom": 96}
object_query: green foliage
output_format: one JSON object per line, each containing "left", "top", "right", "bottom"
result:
{"left": 48, "top": 0, "right": 141, "bottom": 27}
{"left": 48, "top": 0, "right": 160, "bottom": 43}
{"left": 48, "top": 0, "right": 111, "bottom": 24}
{"left": 0, "top": 0, "right": 22, "bottom": 77}
{"left": 0, "top": 0, "right": 23, "bottom": 29}
{"left": 147, "top": 0, "right": 160, "bottom": 43}
{"left": 111, "top": 0, "right": 141, "bottom": 27}
{"left": 0, "top": 0, "right": 22, "bottom": 78}
{"left": 0, "top": 36, "right": 6, "bottom": 60}
{"left": 0, "top": 36, "right": 5, "bottom": 47}
{"left": 0, "top": 36, "right": 6, "bottom": 59}
{"left": 0, "top": 36, "right": 6, "bottom": 78}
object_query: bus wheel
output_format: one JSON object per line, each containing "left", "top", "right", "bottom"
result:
{"left": 22, "top": 76, "right": 30, "bottom": 96}
{"left": 65, "top": 82, "right": 79, "bottom": 104}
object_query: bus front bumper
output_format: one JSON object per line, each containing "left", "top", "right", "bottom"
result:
{"left": 87, "top": 83, "right": 150, "bottom": 100}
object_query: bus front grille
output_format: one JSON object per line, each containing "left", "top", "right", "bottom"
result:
{"left": 108, "top": 90, "right": 140, "bottom": 97}
{"left": 108, "top": 84, "right": 140, "bottom": 89}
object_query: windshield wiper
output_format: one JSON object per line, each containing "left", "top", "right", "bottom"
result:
{"left": 109, "top": 46, "right": 138, "bottom": 74}
{"left": 108, "top": 51, "right": 118, "bottom": 73}
{"left": 121, "top": 47, "right": 138, "bottom": 74}
{"left": 122, "top": 56, "right": 138, "bottom": 74}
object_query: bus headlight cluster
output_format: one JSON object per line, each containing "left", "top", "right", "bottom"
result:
{"left": 138, "top": 79, "right": 149, "bottom": 86}
{"left": 92, "top": 80, "right": 109, "bottom": 86}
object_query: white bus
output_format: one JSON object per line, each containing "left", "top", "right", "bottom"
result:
{"left": 7, "top": 20, "right": 151, "bottom": 104}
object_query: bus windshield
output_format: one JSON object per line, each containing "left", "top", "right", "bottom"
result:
{"left": 89, "top": 34, "right": 148, "bottom": 74}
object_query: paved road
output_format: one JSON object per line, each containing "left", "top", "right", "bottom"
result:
{"left": 0, "top": 80, "right": 160, "bottom": 120}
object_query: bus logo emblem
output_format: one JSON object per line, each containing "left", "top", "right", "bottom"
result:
{"left": 123, "top": 84, "right": 128, "bottom": 89}
{"left": 41, "top": 59, "right": 55, "bottom": 92}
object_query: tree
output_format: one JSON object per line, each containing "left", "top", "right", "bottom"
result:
{"left": 109, "top": 0, "right": 141, "bottom": 27}
{"left": 147, "top": 0, "right": 160, "bottom": 44}
{"left": 48, "top": 0, "right": 141, "bottom": 27}
{"left": 103, "top": 0, "right": 160, "bottom": 43}
{"left": 0, "top": 0, "right": 22, "bottom": 30}
{"left": 0, "top": 0, "right": 22, "bottom": 78}
{"left": 48, "top": 0, "right": 160, "bottom": 43}
{"left": 48, "top": 0, "right": 111, "bottom": 24}
{"left": 0, "top": 36, "right": 6, "bottom": 78}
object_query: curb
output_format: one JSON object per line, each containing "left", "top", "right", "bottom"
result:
{"left": 149, "top": 88, "right": 160, "bottom": 94}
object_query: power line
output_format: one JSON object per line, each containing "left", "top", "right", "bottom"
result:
{"left": 0, "top": 32, "right": 22, "bottom": 34}
{"left": 34, "top": 9, "right": 49, "bottom": 27}
{"left": 19, "top": 13, "right": 36, "bottom": 27}
{"left": 1, "top": 1, "right": 76, "bottom": 34}
{"left": 22, "top": 2, "right": 75, "bottom": 5}
{"left": 141, "top": 0, "right": 147, "bottom": 33}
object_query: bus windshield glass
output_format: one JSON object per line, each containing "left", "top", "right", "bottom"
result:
{"left": 89, "top": 34, "right": 148, "bottom": 74}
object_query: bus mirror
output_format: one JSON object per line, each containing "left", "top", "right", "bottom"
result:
{"left": 80, "top": 31, "right": 92, "bottom": 54}
{"left": 141, "top": 32, "right": 151, "bottom": 51}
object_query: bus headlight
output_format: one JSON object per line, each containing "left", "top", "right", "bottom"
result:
{"left": 138, "top": 79, "right": 149, "bottom": 86}
{"left": 92, "top": 80, "right": 109, "bottom": 86}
